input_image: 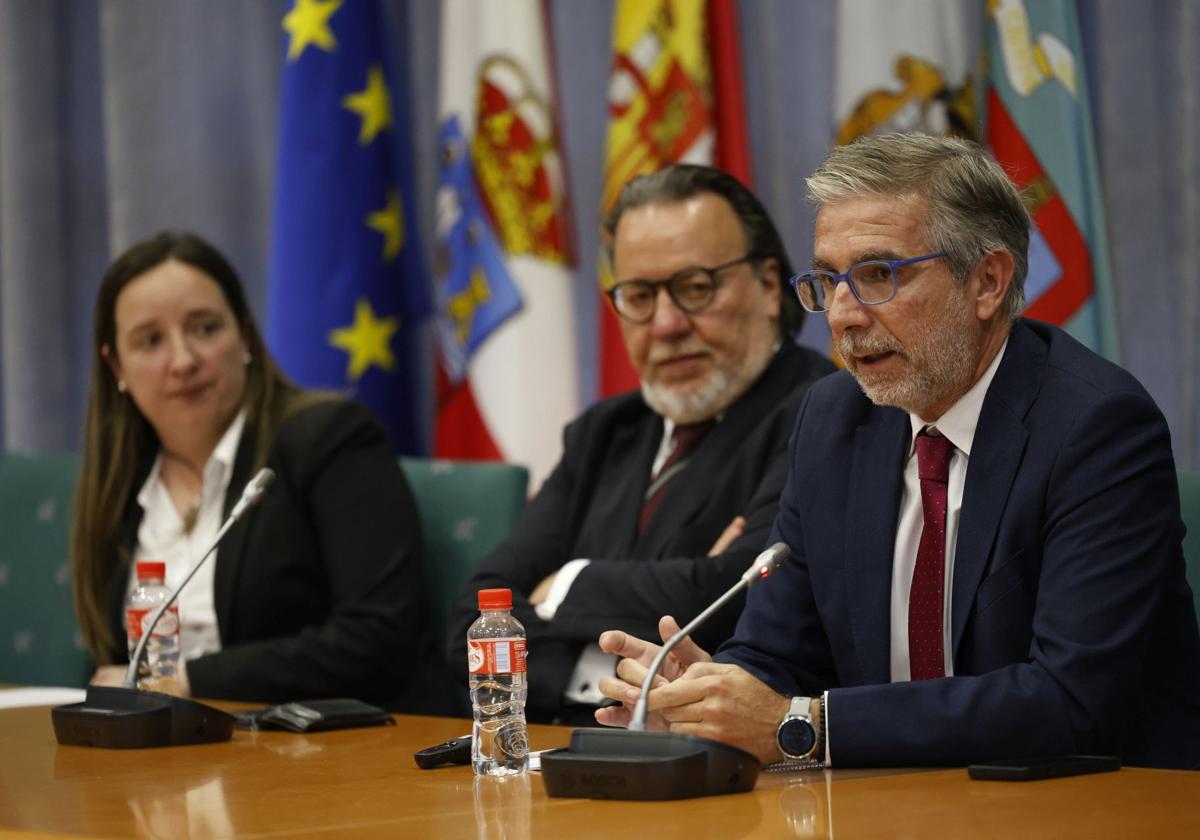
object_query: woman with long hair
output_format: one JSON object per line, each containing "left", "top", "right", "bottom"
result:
{"left": 72, "top": 230, "right": 446, "bottom": 710}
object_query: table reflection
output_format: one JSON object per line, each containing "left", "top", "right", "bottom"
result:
{"left": 473, "top": 774, "right": 531, "bottom": 840}
{"left": 775, "top": 773, "right": 833, "bottom": 838}
{"left": 256, "top": 731, "right": 325, "bottom": 760}
{"left": 127, "top": 775, "right": 234, "bottom": 839}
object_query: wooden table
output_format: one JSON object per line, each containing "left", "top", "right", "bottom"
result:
{"left": 1, "top": 703, "right": 1197, "bottom": 838}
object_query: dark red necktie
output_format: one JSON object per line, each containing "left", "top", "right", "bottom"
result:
{"left": 638, "top": 421, "right": 715, "bottom": 535}
{"left": 908, "top": 428, "right": 955, "bottom": 681}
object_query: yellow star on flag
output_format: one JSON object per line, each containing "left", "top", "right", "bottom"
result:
{"left": 342, "top": 65, "right": 393, "bottom": 145}
{"left": 327, "top": 298, "right": 399, "bottom": 381}
{"left": 366, "top": 190, "right": 405, "bottom": 262}
{"left": 282, "top": 0, "right": 342, "bottom": 61}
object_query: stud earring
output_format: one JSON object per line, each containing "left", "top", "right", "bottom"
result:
{"left": 117, "top": 380, "right": 127, "bottom": 393}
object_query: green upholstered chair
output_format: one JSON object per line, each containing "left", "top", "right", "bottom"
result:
{"left": 400, "top": 458, "right": 528, "bottom": 713}
{"left": 0, "top": 453, "right": 92, "bottom": 686}
{"left": 1179, "top": 471, "right": 1200, "bottom": 621}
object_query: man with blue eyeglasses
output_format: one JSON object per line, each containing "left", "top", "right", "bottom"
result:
{"left": 597, "top": 133, "right": 1200, "bottom": 770}
{"left": 449, "top": 164, "right": 834, "bottom": 724}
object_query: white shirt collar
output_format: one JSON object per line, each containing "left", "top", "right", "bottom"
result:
{"left": 210, "top": 408, "right": 247, "bottom": 477}
{"left": 136, "top": 409, "right": 248, "bottom": 510}
{"left": 907, "top": 336, "right": 1009, "bottom": 457}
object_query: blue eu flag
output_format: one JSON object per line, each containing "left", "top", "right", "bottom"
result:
{"left": 267, "top": 0, "right": 431, "bottom": 452}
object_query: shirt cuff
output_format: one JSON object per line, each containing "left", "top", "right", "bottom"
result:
{"left": 563, "top": 643, "right": 618, "bottom": 705}
{"left": 533, "top": 558, "right": 591, "bottom": 621}
{"left": 822, "top": 689, "right": 832, "bottom": 767}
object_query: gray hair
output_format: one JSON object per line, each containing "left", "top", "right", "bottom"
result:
{"left": 806, "top": 133, "right": 1030, "bottom": 321}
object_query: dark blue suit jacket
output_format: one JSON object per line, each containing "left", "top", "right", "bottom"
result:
{"left": 717, "top": 319, "right": 1200, "bottom": 769}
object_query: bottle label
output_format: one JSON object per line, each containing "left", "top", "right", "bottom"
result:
{"left": 125, "top": 606, "right": 180, "bottom": 639}
{"left": 467, "top": 637, "right": 527, "bottom": 675}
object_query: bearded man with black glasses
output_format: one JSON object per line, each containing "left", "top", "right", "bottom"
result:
{"left": 448, "top": 164, "right": 834, "bottom": 725}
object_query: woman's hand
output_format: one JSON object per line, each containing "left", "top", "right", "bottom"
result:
{"left": 90, "top": 664, "right": 190, "bottom": 696}
{"left": 89, "top": 665, "right": 127, "bottom": 686}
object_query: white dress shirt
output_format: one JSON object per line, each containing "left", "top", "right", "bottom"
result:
{"left": 822, "top": 339, "right": 1010, "bottom": 766}
{"left": 129, "top": 410, "right": 246, "bottom": 662}
{"left": 889, "top": 338, "right": 1008, "bottom": 681}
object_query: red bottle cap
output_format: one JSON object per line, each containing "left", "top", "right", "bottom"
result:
{"left": 136, "top": 561, "right": 166, "bottom": 581}
{"left": 478, "top": 588, "right": 512, "bottom": 611}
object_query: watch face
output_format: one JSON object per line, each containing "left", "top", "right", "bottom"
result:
{"left": 778, "top": 718, "right": 817, "bottom": 759}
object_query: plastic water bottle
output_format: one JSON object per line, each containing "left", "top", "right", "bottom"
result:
{"left": 125, "top": 561, "right": 181, "bottom": 693}
{"left": 467, "top": 588, "right": 529, "bottom": 776}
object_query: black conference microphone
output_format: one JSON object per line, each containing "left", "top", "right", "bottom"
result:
{"left": 540, "top": 541, "right": 790, "bottom": 801}
{"left": 52, "top": 468, "right": 276, "bottom": 749}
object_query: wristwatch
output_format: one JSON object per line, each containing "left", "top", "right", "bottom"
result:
{"left": 776, "top": 696, "right": 819, "bottom": 761}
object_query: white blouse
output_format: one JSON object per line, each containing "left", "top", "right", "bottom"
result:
{"left": 128, "top": 410, "right": 246, "bottom": 662}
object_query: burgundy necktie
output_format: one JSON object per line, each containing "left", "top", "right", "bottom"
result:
{"left": 638, "top": 421, "right": 715, "bottom": 535}
{"left": 908, "top": 428, "right": 955, "bottom": 681}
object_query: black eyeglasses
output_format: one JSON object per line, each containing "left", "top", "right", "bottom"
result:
{"left": 789, "top": 252, "right": 948, "bottom": 312}
{"left": 606, "top": 255, "right": 759, "bottom": 324}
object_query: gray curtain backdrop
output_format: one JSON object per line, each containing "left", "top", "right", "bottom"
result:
{"left": 1, "top": 0, "right": 1196, "bottom": 468}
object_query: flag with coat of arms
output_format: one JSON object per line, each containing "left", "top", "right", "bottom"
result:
{"left": 832, "top": 0, "right": 976, "bottom": 145}
{"left": 830, "top": 0, "right": 1117, "bottom": 359}
{"left": 598, "top": 0, "right": 753, "bottom": 397}
{"left": 267, "top": 0, "right": 432, "bottom": 453}
{"left": 985, "top": 0, "right": 1118, "bottom": 358}
{"left": 433, "top": 0, "right": 579, "bottom": 491}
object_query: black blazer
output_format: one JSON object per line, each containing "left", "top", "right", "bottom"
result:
{"left": 110, "top": 399, "right": 452, "bottom": 713}
{"left": 449, "top": 342, "right": 835, "bottom": 719}
{"left": 719, "top": 320, "right": 1200, "bottom": 769}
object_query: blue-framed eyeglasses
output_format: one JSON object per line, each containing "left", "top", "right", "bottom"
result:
{"left": 789, "top": 252, "right": 948, "bottom": 312}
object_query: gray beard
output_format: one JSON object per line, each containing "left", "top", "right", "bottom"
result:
{"left": 839, "top": 294, "right": 977, "bottom": 417}
{"left": 641, "top": 366, "right": 734, "bottom": 424}
{"left": 640, "top": 335, "right": 776, "bottom": 424}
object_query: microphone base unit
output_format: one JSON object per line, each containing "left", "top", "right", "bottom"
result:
{"left": 51, "top": 685, "right": 235, "bottom": 749}
{"left": 540, "top": 728, "right": 760, "bottom": 800}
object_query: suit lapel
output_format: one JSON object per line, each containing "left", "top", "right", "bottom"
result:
{"left": 844, "top": 408, "right": 909, "bottom": 684}
{"left": 636, "top": 409, "right": 734, "bottom": 554}
{"left": 605, "top": 412, "right": 664, "bottom": 556}
{"left": 636, "top": 344, "right": 799, "bottom": 555}
{"left": 213, "top": 426, "right": 258, "bottom": 640}
{"left": 950, "top": 323, "right": 1041, "bottom": 660}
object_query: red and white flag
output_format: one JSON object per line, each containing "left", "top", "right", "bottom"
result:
{"left": 434, "top": 0, "right": 579, "bottom": 489}
{"left": 598, "top": 0, "right": 751, "bottom": 397}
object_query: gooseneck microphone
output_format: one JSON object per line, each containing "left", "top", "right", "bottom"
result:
{"left": 122, "top": 468, "right": 276, "bottom": 689}
{"left": 540, "top": 542, "right": 791, "bottom": 801}
{"left": 630, "top": 542, "right": 789, "bottom": 731}
{"left": 52, "top": 468, "right": 275, "bottom": 749}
